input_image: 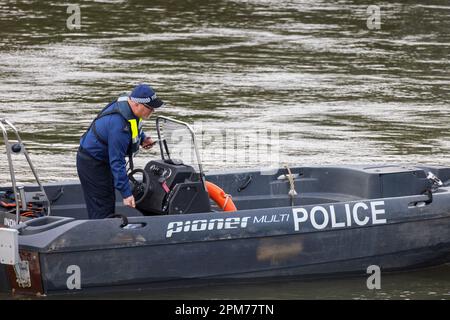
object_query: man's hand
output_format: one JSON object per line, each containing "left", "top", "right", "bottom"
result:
{"left": 123, "top": 195, "right": 136, "bottom": 208}
{"left": 141, "top": 136, "right": 156, "bottom": 150}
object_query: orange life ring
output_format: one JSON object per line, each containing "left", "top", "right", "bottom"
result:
{"left": 205, "top": 181, "right": 237, "bottom": 212}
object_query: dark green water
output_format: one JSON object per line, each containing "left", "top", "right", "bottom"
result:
{"left": 0, "top": 0, "right": 449, "bottom": 299}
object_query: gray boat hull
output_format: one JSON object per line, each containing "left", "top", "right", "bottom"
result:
{"left": 1, "top": 164, "right": 450, "bottom": 295}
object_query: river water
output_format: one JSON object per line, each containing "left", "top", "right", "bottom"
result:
{"left": 0, "top": 0, "right": 449, "bottom": 299}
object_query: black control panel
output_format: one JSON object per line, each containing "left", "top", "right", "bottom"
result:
{"left": 135, "top": 159, "right": 211, "bottom": 215}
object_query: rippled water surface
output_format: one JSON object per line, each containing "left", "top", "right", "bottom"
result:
{"left": 0, "top": 0, "right": 449, "bottom": 299}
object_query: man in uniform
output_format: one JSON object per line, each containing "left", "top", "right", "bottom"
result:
{"left": 77, "top": 83, "right": 164, "bottom": 219}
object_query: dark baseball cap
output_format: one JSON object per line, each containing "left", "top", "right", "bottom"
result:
{"left": 129, "top": 83, "right": 164, "bottom": 109}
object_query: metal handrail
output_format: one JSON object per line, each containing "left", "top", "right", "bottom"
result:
{"left": 0, "top": 118, "right": 51, "bottom": 223}
{"left": 155, "top": 116, "right": 206, "bottom": 190}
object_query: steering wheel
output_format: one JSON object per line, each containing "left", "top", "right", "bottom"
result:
{"left": 128, "top": 169, "right": 151, "bottom": 205}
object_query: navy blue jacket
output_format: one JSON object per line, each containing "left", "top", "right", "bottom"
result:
{"left": 80, "top": 101, "right": 146, "bottom": 198}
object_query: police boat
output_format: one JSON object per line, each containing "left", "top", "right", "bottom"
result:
{"left": 0, "top": 116, "right": 449, "bottom": 296}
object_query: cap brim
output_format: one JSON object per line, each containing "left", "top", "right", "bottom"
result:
{"left": 144, "top": 98, "right": 164, "bottom": 109}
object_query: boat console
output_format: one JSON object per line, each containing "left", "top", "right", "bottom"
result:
{"left": 130, "top": 159, "right": 211, "bottom": 216}
{"left": 126, "top": 116, "right": 213, "bottom": 216}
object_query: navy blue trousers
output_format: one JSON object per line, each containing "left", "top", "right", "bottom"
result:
{"left": 76, "top": 149, "right": 115, "bottom": 219}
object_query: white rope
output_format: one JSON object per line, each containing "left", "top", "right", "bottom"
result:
{"left": 222, "top": 193, "right": 232, "bottom": 210}
{"left": 284, "top": 165, "right": 298, "bottom": 206}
